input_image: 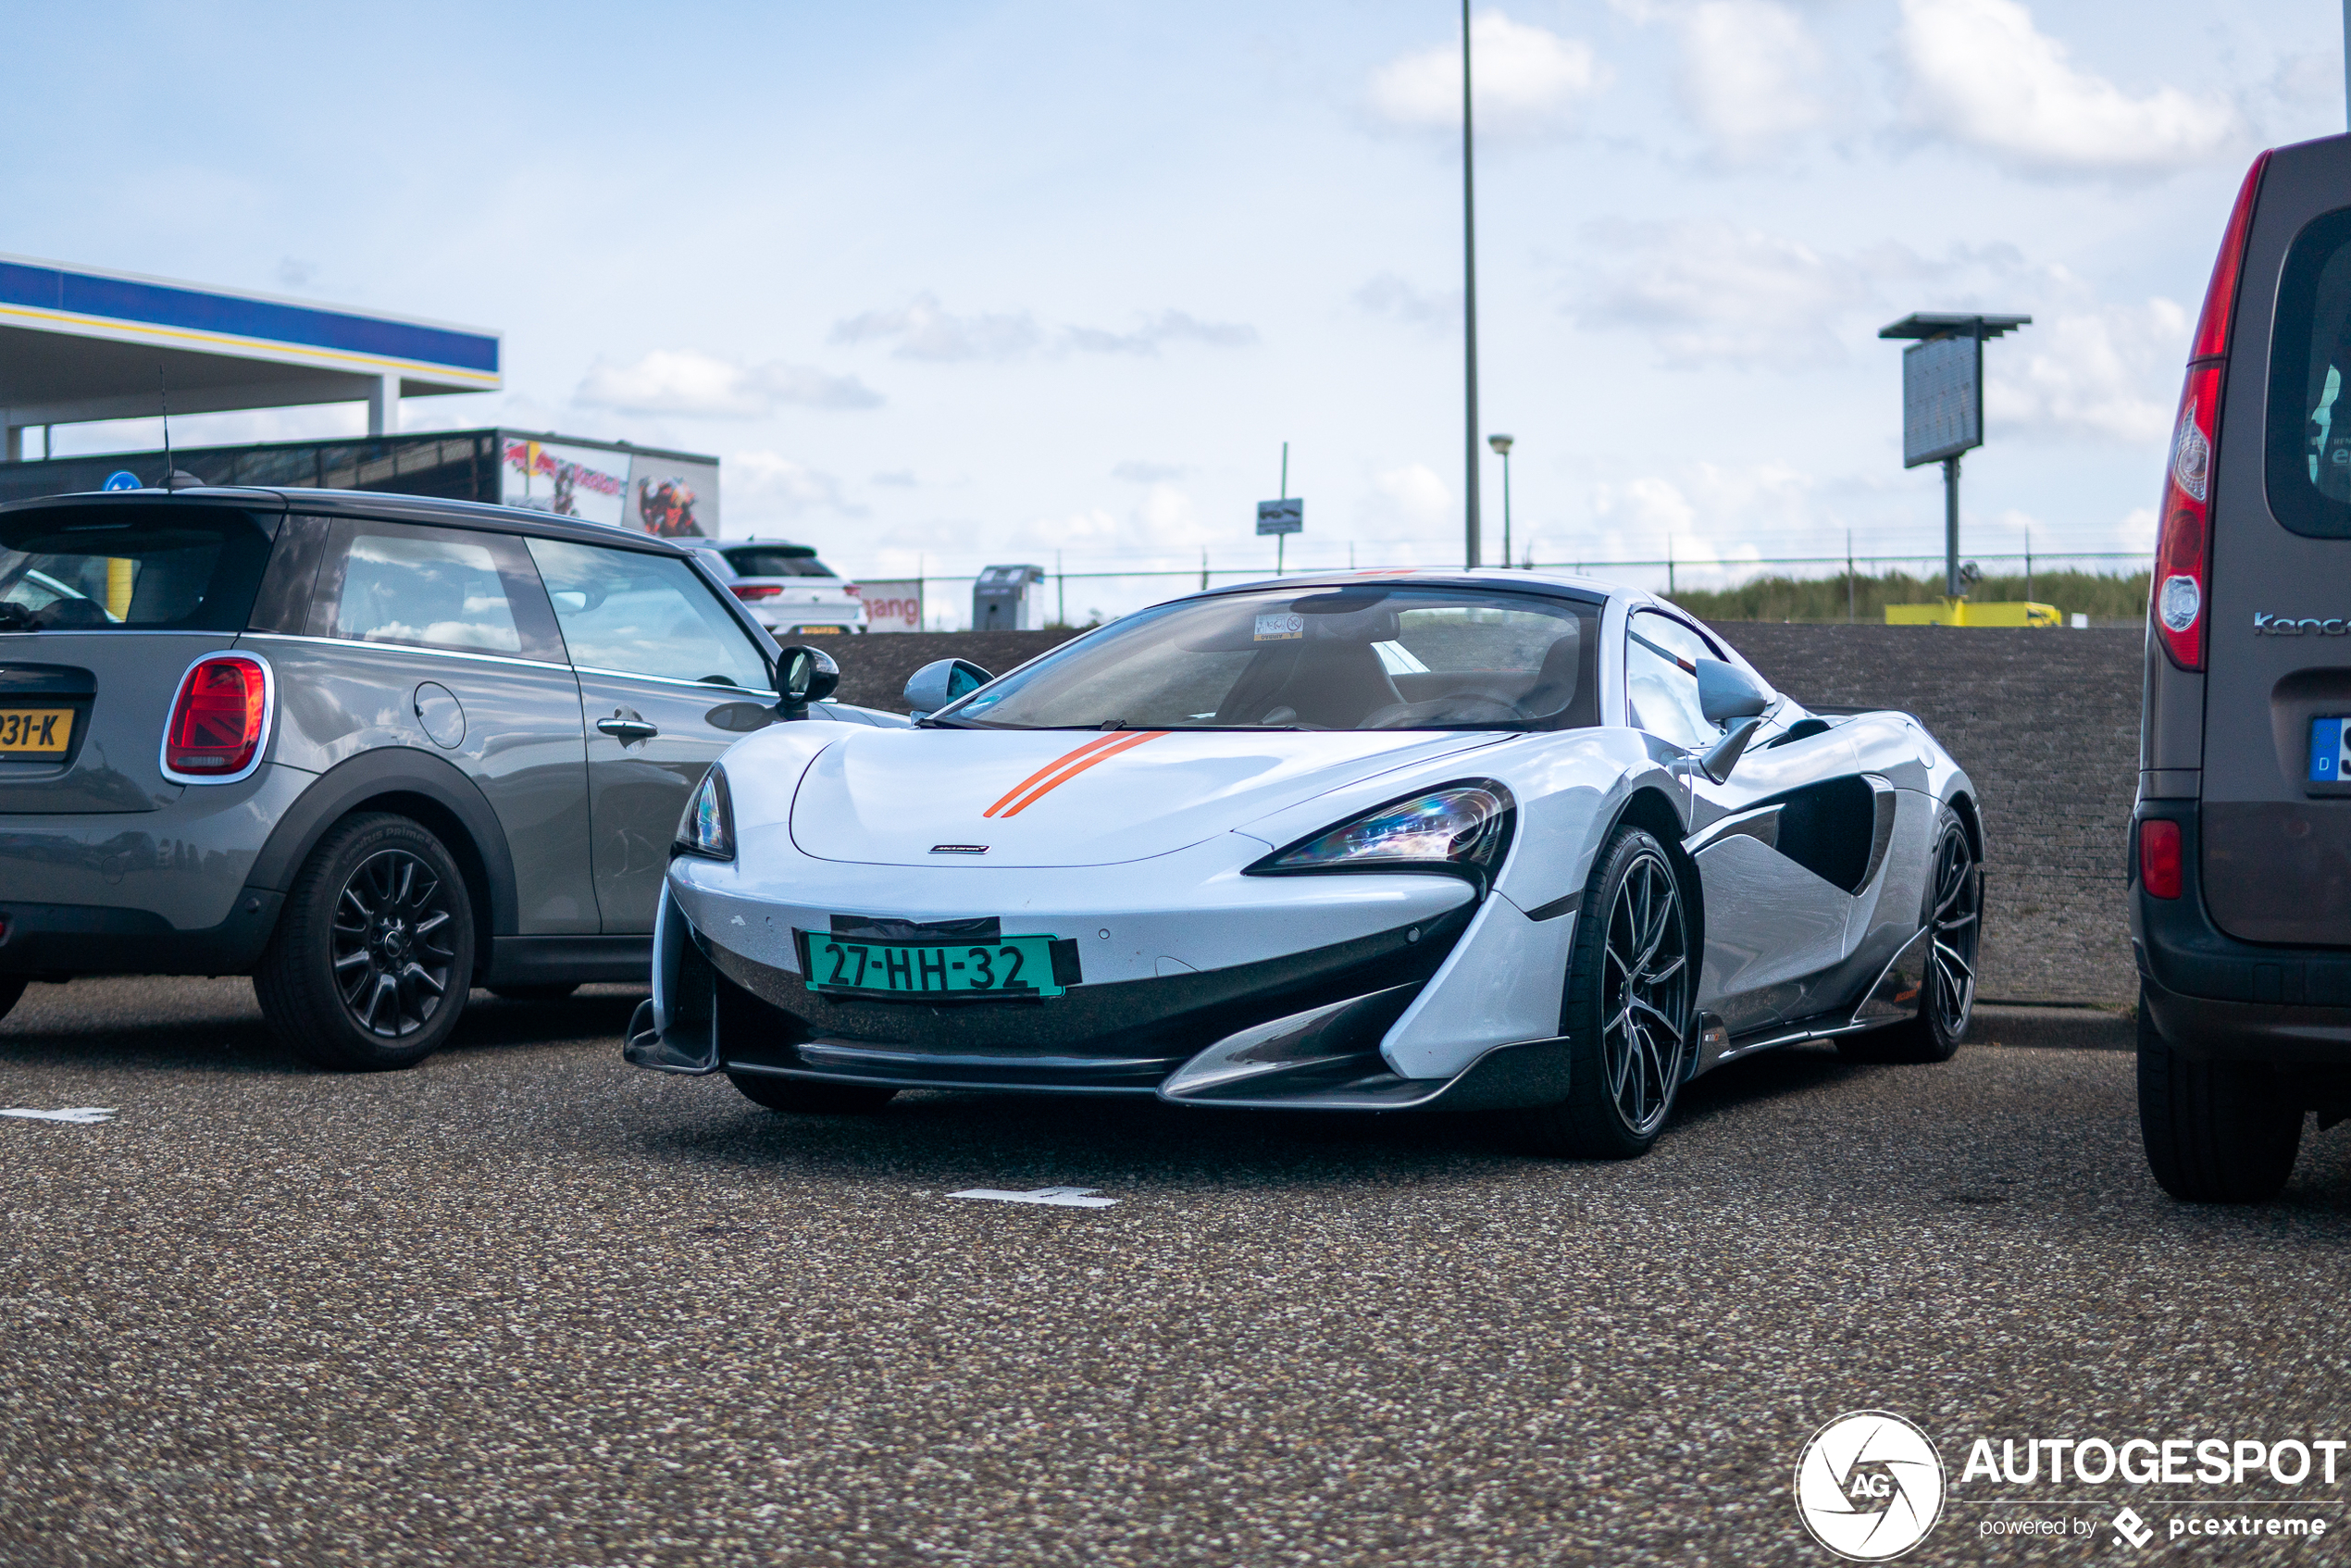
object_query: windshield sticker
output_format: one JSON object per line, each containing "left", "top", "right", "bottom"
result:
{"left": 1255, "top": 612, "right": 1305, "bottom": 641}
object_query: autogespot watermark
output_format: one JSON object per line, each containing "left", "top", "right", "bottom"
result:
{"left": 1794, "top": 1412, "right": 2344, "bottom": 1559}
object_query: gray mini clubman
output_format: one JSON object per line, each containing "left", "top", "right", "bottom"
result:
{"left": 0, "top": 485, "right": 894, "bottom": 1069}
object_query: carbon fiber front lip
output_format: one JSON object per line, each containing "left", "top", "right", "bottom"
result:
{"left": 700, "top": 900, "right": 1476, "bottom": 1089}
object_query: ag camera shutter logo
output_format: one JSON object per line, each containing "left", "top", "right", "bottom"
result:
{"left": 1794, "top": 1411, "right": 1946, "bottom": 1561}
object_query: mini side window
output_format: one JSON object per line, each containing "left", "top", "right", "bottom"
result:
{"left": 2267, "top": 205, "right": 2351, "bottom": 538}
{"left": 309, "top": 520, "right": 564, "bottom": 660}
{"left": 528, "top": 538, "right": 772, "bottom": 691}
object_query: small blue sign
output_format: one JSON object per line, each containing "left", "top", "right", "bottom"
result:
{"left": 2310, "top": 716, "right": 2345, "bottom": 782}
{"left": 102, "top": 471, "right": 141, "bottom": 492}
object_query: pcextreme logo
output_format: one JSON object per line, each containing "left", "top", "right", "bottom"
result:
{"left": 1795, "top": 1411, "right": 1947, "bottom": 1562}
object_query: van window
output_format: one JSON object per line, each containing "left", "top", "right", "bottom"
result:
{"left": 0, "top": 504, "right": 274, "bottom": 632}
{"left": 2267, "top": 206, "right": 2351, "bottom": 538}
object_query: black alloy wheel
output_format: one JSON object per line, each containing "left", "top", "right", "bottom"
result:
{"left": 332, "top": 848, "right": 463, "bottom": 1039}
{"left": 1522, "top": 825, "right": 1696, "bottom": 1159}
{"left": 1843, "top": 806, "right": 1978, "bottom": 1064}
{"left": 255, "top": 813, "right": 477, "bottom": 1071}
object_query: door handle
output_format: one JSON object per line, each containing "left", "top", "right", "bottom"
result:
{"left": 597, "top": 715, "right": 659, "bottom": 742}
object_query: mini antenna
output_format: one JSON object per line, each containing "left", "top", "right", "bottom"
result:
{"left": 157, "top": 367, "right": 174, "bottom": 489}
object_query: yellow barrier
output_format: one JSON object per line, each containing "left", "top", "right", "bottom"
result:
{"left": 1885, "top": 598, "right": 2060, "bottom": 628}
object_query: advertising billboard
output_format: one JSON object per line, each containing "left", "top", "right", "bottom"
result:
{"left": 501, "top": 438, "right": 630, "bottom": 527}
{"left": 859, "top": 579, "right": 925, "bottom": 633}
{"left": 623, "top": 453, "right": 720, "bottom": 539}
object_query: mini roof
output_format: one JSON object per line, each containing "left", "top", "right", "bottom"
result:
{"left": 0, "top": 254, "right": 501, "bottom": 429}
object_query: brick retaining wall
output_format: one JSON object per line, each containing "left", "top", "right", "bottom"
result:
{"left": 820, "top": 624, "right": 2144, "bottom": 1004}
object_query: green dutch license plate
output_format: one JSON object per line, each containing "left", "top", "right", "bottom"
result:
{"left": 799, "top": 932, "right": 1064, "bottom": 998}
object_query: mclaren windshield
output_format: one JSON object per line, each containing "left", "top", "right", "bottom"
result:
{"left": 940, "top": 582, "right": 1601, "bottom": 731}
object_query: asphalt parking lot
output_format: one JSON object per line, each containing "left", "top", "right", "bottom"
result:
{"left": 5, "top": 979, "right": 2350, "bottom": 1568}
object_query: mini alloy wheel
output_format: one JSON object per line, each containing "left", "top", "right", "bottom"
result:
{"left": 255, "top": 813, "right": 477, "bottom": 1071}
{"left": 332, "top": 848, "right": 463, "bottom": 1039}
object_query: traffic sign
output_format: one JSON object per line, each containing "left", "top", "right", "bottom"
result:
{"left": 1255, "top": 498, "right": 1302, "bottom": 536}
{"left": 102, "top": 471, "right": 141, "bottom": 492}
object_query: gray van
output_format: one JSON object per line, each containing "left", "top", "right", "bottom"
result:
{"left": 2134, "top": 134, "right": 2351, "bottom": 1201}
{"left": 0, "top": 486, "right": 896, "bottom": 1069}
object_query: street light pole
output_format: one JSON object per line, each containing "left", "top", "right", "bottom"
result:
{"left": 1462, "top": 0, "right": 1482, "bottom": 569}
{"left": 1488, "top": 433, "right": 1514, "bottom": 568}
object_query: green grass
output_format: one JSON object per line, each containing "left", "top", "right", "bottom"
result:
{"left": 1662, "top": 568, "right": 2151, "bottom": 625}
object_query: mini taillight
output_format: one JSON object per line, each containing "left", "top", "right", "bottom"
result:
{"left": 2139, "top": 818, "right": 2183, "bottom": 900}
{"left": 162, "top": 653, "right": 270, "bottom": 782}
{"left": 2149, "top": 151, "right": 2268, "bottom": 673}
{"left": 731, "top": 584, "right": 783, "bottom": 602}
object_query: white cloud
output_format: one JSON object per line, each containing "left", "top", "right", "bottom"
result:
{"left": 830, "top": 295, "right": 1043, "bottom": 362}
{"left": 724, "top": 452, "right": 867, "bottom": 525}
{"left": 831, "top": 294, "right": 1255, "bottom": 361}
{"left": 1987, "top": 296, "right": 2188, "bottom": 445}
{"left": 1356, "top": 274, "right": 1462, "bottom": 331}
{"left": 576, "top": 350, "right": 881, "bottom": 417}
{"left": 1062, "top": 311, "right": 1259, "bottom": 355}
{"left": 1895, "top": 0, "right": 2242, "bottom": 177}
{"left": 1368, "top": 11, "right": 1609, "bottom": 140}
{"left": 1369, "top": 465, "right": 1456, "bottom": 533}
{"left": 1578, "top": 220, "right": 1860, "bottom": 367}
{"left": 1673, "top": 1, "right": 1826, "bottom": 161}
{"left": 1113, "top": 459, "right": 1191, "bottom": 483}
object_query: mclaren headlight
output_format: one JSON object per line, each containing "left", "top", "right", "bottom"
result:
{"left": 674, "top": 765, "right": 735, "bottom": 862}
{"left": 1249, "top": 781, "right": 1513, "bottom": 890}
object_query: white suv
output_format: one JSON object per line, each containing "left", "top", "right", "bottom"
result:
{"left": 695, "top": 540, "right": 866, "bottom": 636}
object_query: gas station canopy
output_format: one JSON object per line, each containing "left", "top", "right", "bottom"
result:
{"left": 0, "top": 254, "right": 501, "bottom": 456}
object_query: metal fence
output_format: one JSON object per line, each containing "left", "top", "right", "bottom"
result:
{"left": 878, "top": 550, "right": 2157, "bottom": 631}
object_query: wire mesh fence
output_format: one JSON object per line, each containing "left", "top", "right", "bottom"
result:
{"left": 865, "top": 551, "right": 2156, "bottom": 631}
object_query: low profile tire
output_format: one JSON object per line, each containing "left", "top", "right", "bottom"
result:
{"left": 254, "top": 813, "right": 477, "bottom": 1072}
{"left": 726, "top": 1070, "right": 898, "bottom": 1114}
{"left": 1840, "top": 805, "right": 1980, "bottom": 1065}
{"left": 1520, "top": 825, "right": 1696, "bottom": 1160}
{"left": 0, "top": 976, "right": 25, "bottom": 1026}
{"left": 489, "top": 983, "right": 579, "bottom": 1002}
{"left": 2137, "top": 998, "right": 2301, "bottom": 1203}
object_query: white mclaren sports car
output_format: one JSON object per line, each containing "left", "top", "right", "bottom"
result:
{"left": 625, "top": 571, "right": 1982, "bottom": 1158}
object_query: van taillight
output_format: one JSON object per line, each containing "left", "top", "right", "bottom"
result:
{"left": 2150, "top": 150, "right": 2269, "bottom": 672}
{"left": 2153, "top": 363, "right": 2220, "bottom": 669}
{"left": 2139, "top": 818, "right": 2183, "bottom": 900}
{"left": 163, "top": 654, "right": 269, "bottom": 780}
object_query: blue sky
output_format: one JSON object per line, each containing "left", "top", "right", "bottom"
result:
{"left": 4, "top": 1, "right": 2343, "bottom": 617}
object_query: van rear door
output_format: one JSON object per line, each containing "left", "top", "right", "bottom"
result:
{"left": 2204, "top": 134, "right": 2351, "bottom": 946}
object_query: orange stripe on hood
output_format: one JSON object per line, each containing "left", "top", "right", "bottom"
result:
{"left": 986, "top": 730, "right": 1169, "bottom": 818}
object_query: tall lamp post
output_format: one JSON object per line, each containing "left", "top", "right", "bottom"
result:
{"left": 1462, "top": 0, "right": 1482, "bottom": 569}
{"left": 1487, "top": 433, "right": 1514, "bottom": 568}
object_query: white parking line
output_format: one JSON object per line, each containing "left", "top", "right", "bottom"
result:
{"left": 1, "top": 1107, "right": 118, "bottom": 1125}
{"left": 948, "top": 1186, "right": 1119, "bottom": 1208}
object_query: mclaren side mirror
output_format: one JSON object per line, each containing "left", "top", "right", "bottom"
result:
{"left": 1696, "top": 658, "right": 1773, "bottom": 725}
{"left": 903, "top": 658, "right": 992, "bottom": 720}
{"left": 775, "top": 644, "right": 841, "bottom": 717}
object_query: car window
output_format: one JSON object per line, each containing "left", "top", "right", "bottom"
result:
{"left": 724, "top": 548, "right": 836, "bottom": 579}
{"left": 2268, "top": 205, "right": 2351, "bottom": 537}
{"left": 1626, "top": 610, "right": 1717, "bottom": 749}
{"left": 528, "top": 538, "right": 771, "bottom": 691}
{"left": 949, "top": 584, "right": 1600, "bottom": 730}
{"left": 330, "top": 529, "right": 525, "bottom": 655}
{"left": 0, "top": 504, "right": 274, "bottom": 633}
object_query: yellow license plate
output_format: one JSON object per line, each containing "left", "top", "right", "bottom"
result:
{"left": 792, "top": 624, "right": 844, "bottom": 634}
{"left": 0, "top": 707, "right": 71, "bottom": 754}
